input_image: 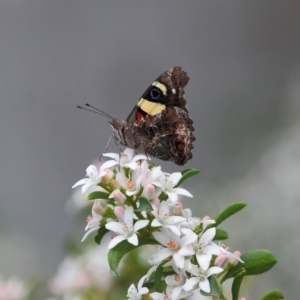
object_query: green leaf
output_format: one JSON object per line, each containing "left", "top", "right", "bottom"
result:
{"left": 88, "top": 191, "right": 110, "bottom": 200}
{"left": 260, "top": 290, "right": 284, "bottom": 300}
{"left": 135, "top": 197, "right": 153, "bottom": 212}
{"left": 175, "top": 168, "right": 200, "bottom": 187}
{"left": 222, "top": 249, "right": 277, "bottom": 281}
{"left": 103, "top": 205, "right": 116, "bottom": 219}
{"left": 154, "top": 264, "right": 164, "bottom": 293}
{"left": 200, "top": 275, "right": 223, "bottom": 298}
{"left": 159, "top": 193, "right": 168, "bottom": 201}
{"left": 214, "top": 228, "right": 228, "bottom": 240}
{"left": 213, "top": 202, "right": 247, "bottom": 226}
{"left": 94, "top": 227, "right": 109, "bottom": 245}
{"left": 108, "top": 237, "right": 159, "bottom": 275}
{"left": 231, "top": 269, "right": 246, "bottom": 300}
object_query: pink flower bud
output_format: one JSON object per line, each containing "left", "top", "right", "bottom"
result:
{"left": 111, "top": 179, "right": 121, "bottom": 189}
{"left": 202, "top": 215, "right": 211, "bottom": 220}
{"left": 102, "top": 168, "right": 114, "bottom": 183}
{"left": 228, "top": 250, "right": 242, "bottom": 266}
{"left": 239, "top": 298, "right": 246, "bottom": 300}
{"left": 111, "top": 189, "right": 126, "bottom": 204}
{"left": 92, "top": 200, "right": 105, "bottom": 216}
{"left": 114, "top": 206, "right": 125, "bottom": 222}
{"left": 214, "top": 253, "right": 228, "bottom": 267}
{"left": 151, "top": 197, "right": 160, "bottom": 208}
{"left": 173, "top": 202, "right": 183, "bottom": 215}
{"left": 143, "top": 183, "right": 156, "bottom": 200}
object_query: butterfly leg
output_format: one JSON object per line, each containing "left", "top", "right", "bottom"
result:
{"left": 99, "top": 133, "right": 114, "bottom": 161}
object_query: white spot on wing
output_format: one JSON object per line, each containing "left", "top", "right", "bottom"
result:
{"left": 172, "top": 88, "right": 176, "bottom": 94}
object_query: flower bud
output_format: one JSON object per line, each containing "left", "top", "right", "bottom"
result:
{"left": 228, "top": 250, "right": 242, "bottom": 266}
{"left": 214, "top": 253, "right": 228, "bottom": 267}
{"left": 151, "top": 197, "right": 160, "bottom": 208}
{"left": 111, "top": 179, "right": 121, "bottom": 189}
{"left": 143, "top": 183, "right": 156, "bottom": 200}
{"left": 111, "top": 189, "right": 126, "bottom": 204}
{"left": 92, "top": 200, "right": 105, "bottom": 216}
{"left": 114, "top": 206, "right": 125, "bottom": 222}
{"left": 172, "top": 202, "right": 183, "bottom": 216}
{"left": 239, "top": 298, "right": 246, "bottom": 300}
{"left": 102, "top": 168, "right": 114, "bottom": 184}
{"left": 202, "top": 215, "right": 211, "bottom": 220}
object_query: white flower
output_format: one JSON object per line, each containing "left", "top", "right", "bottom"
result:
{"left": 182, "top": 209, "right": 215, "bottom": 231}
{"left": 116, "top": 169, "right": 140, "bottom": 196}
{"left": 183, "top": 262, "right": 223, "bottom": 293}
{"left": 72, "top": 160, "right": 117, "bottom": 193}
{"left": 105, "top": 206, "right": 149, "bottom": 249}
{"left": 103, "top": 148, "right": 147, "bottom": 170}
{"left": 127, "top": 275, "right": 149, "bottom": 300}
{"left": 160, "top": 172, "right": 193, "bottom": 203}
{"left": 165, "top": 267, "right": 191, "bottom": 300}
{"left": 128, "top": 161, "right": 164, "bottom": 199}
{"left": 151, "top": 201, "right": 185, "bottom": 236}
{"left": 179, "top": 227, "right": 221, "bottom": 270}
{"left": 151, "top": 228, "right": 197, "bottom": 269}
{"left": 81, "top": 202, "right": 103, "bottom": 241}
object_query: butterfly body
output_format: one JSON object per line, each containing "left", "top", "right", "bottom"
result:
{"left": 109, "top": 66, "right": 195, "bottom": 165}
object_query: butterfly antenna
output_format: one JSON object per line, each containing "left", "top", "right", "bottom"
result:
{"left": 85, "top": 103, "right": 114, "bottom": 120}
{"left": 76, "top": 103, "right": 114, "bottom": 120}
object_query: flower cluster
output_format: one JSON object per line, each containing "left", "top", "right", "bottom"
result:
{"left": 72, "top": 149, "right": 245, "bottom": 300}
{"left": 48, "top": 245, "right": 112, "bottom": 299}
{"left": 0, "top": 275, "right": 28, "bottom": 300}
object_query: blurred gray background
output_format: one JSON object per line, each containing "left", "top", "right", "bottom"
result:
{"left": 0, "top": 1, "right": 300, "bottom": 298}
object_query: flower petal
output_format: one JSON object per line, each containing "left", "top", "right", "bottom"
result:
{"left": 173, "top": 252, "right": 184, "bottom": 268}
{"left": 174, "top": 187, "right": 193, "bottom": 198}
{"left": 166, "top": 191, "right": 178, "bottom": 203}
{"left": 81, "top": 181, "right": 95, "bottom": 193}
{"left": 168, "top": 172, "right": 182, "bottom": 186}
{"left": 151, "top": 219, "right": 162, "bottom": 227}
{"left": 133, "top": 220, "right": 149, "bottom": 231}
{"left": 206, "top": 266, "right": 223, "bottom": 277}
{"left": 108, "top": 235, "right": 126, "bottom": 249}
{"left": 123, "top": 206, "right": 134, "bottom": 227}
{"left": 102, "top": 152, "right": 119, "bottom": 161}
{"left": 150, "top": 247, "right": 174, "bottom": 263}
{"left": 199, "top": 278, "right": 210, "bottom": 293}
{"left": 99, "top": 160, "right": 118, "bottom": 174}
{"left": 81, "top": 226, "right": 99, "bottom": 242}
{"left": 165, "top": 225, "right": 181, "bottom": 236}
{"left": 105, "top": 221, "right": 124, "bottom": 233}
{"left": 196, "top": 253, "right": 212, "bottom": 271}
{"left": 127, "top": 233, "right": 138, "bottom": 246}
{"left": 200, "top": 228, "right": 216, "bottom": 245}
{"left": 72, "top": 178, "right": 88, "bottom": 188}
{"left": 124, "top": 161, "right": 138, "bottom": 170}
{"left": 183, "top": 277, "right": 199, "bottom": 291}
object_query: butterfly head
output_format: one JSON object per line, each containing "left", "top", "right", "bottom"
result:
{"left": 109, "top": 119, "right": 128, "bottom": 146}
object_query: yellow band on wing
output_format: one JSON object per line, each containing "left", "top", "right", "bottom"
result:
{"left": 137, "top": 98, "right": 166, "bottom": 115}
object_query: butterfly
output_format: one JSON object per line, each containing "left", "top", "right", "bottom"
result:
{"left": 79, "top": 66, "right": 195, "bottom": 165}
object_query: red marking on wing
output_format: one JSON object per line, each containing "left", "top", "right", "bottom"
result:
{"left": 136, "top": 111, "right": 145, "bottom": 120}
